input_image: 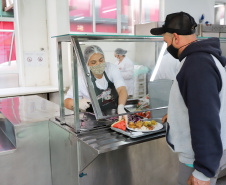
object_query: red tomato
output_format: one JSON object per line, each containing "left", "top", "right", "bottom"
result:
{"left": 146, "top": 111, "right": 151, "bottom": 119}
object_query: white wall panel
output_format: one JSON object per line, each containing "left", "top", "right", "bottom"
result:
{"left": 160, "top": 0, "right": 215, "bottom": 25}
{"left": 14, "top": 0, "right": 50, "bottom": 87}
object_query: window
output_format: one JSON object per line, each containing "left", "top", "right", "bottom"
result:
{"left": 121, "top": 0, "right": 140, "bottom": 34}
{"left": 69, "top": 0, "right": 93, "bottom": 32}
{"left": 0, "top": 1, "right": 19, "bottom": 89}
{"left": 69, "top": 0, "right": 160, "bottom": 34}
{"left": 141, "top": 0, "right": 159, "bottom": 23}
{"left": 1, "top": 0, "right": 14, "bottom": 17}
{"left": 215, "top": 3, "right": 225, "bottom": 25}
{"left": 0, "top": 21, "right": 16, "bottom": 64}
{"left": 96, "top": 0, "right": 117, "bottom": 33}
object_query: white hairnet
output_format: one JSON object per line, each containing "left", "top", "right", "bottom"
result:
{"left": 115, "top": 48, "right": 127, "bottom": 56}
{"left": 84, "top": 45, "right": 104, "bottom": 63}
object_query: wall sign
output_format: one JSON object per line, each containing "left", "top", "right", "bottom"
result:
{"left": 24, "top": 52, "right": 45, "bottom": 66}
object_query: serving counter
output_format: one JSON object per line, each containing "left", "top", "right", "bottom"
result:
{"left": 49, "top": 115, "right": 178, "bottom": 185}
{"left": 1, "top": 35, "right": 226, "bottom": 185}
{"left": 49, "top": 34, "right": 179, "bottom": 185}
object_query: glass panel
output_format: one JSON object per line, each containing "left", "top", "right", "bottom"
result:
{"left": 0, "top": 0, "right": 14, "bottom": 17}
{"left": 0, "top": 21, "right": 16, "bottom": 64}
{"left": 121, "top": 0, "right": 140, "bottom": 34}
{"left": 58, "top": 35, "right": 226, "bottom": 120}
{"left": 69, "top": 0, "right": 93, "bottom": 32}
{"left": 0, "top": 21, "right": 18, "bottom": 89}
{"left": 214, "top": 4, "right": 225, "bottom": 25}
{"left": 58, "top": 35, "right": 226, "bottom": 121}
{"left": 70, "top": 36, "right": 165, "bottom": 119}
{"left": 95, "top": 0, "right": 117, "bottom": 33}
{"left": 141, "top": 0, "right": 159, "bottom": 23}
{"left": 148, "top": 79, "right": 173, "bottom": 118}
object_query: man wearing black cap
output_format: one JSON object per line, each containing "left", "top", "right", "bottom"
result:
{"left": 151, "top": 12, "right": 226, "bottom": 185}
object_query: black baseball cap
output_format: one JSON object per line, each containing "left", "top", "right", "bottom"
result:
{"left": 150, "top": 12, "right": 197, "bottom": 35}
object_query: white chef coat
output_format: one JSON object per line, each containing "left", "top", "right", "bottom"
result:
{"left": 65, "top": 62, "right": 126, "bottom": 100}
{"left": 116, "top": 56, "right": 134, "bottom": 95}
{"left": 154, "top": 53, "right": 180, "bottom": 81}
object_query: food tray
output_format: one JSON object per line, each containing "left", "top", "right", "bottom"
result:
{"left": 111, "top": 119, "right": 166, "bottom": 138}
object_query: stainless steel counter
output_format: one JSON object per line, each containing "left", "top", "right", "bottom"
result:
{"left": 0, "top": 95, "right": 72, "bottom": 185}
{"left": 49, "top": 117, "right": 179, "bottom": 185}
{"left": 0, "top": 95, "right": 179, "bottom": 185}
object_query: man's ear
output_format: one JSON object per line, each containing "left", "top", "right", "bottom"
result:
{"left": 173, "top": 33, "right": 180, "bottom": 44}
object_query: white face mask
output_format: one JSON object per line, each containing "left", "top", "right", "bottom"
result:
{"left": 89, "top": 62, "right": 106, "bottom": 75}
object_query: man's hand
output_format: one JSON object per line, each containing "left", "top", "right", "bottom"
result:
{"left": 187, "top": 175, "right": 210, "bottom": 185}
{"left": 162, "top": 114, "right": 168, "bottom": 123}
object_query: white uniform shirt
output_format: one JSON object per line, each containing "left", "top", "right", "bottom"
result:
{"left": 116, "top": 56, "right": 134, "bottom": 95}
{"left": 65, "top": 62, "right": 126, "bottom": 100}
{"left": 155, "top": 53, "right": 180, "bottom": 81}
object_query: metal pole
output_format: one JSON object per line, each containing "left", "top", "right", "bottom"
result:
{"left": 8, "top": 31, "right": 15, "bottom": 66}
{"left": 71, "top": 37, "right": 104, "bottom": 119}
{"left": 70, "top": 40, "right": 80, "bottom": 133}
{"left": 117, "top": 0, "right": 121, "bottom": 34}
{"left": 57, "top": 41, "right": 66, "bottom": 124}
{"left": 93, "top": 0, "right": 96, "bottom": 33}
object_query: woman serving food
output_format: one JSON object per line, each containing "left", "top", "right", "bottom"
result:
{"left": 64, "top": 45, "right": 128, "bottom": 124}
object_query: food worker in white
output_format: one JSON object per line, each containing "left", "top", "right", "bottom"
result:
{"left": 154, "top": 53, "right": 180, "bottom": 81}
{"left": 114, "top": 48, "right": 134, "bottom": 96}
{"left": 64, "top": 45, "right": 128, "bottom": 123}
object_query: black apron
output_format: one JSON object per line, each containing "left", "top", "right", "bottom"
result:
{"left": 90, "top": 71, "right": 118, "bottom": 113}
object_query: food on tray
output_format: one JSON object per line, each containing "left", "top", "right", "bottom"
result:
{"left": 135, "top": 111, "right": 151, "bottom": 119}
{"left": 133, "top": 94, "right": 151, "bottom": 119}
{"left": 151, "top": 120, "right": 157, "bottom": 125}
{"left": 111, "top": 119, "right": 127, "bottom": 131}
{"left": 128, "top": 120, "right": 157, "bottom": 131}
{"left": 108, "top": 114, "right": 142, "bottom": 122}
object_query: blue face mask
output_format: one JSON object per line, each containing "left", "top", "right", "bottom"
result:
{"left": 167, "top": 38, "right": 179, "bottom": 59}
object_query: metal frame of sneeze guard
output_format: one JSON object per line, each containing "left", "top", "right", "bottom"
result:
{"left": 55, "top": 34, "right": 166, "bottom": 132}
{"left": 55, "top": 35, "right": 226, "bottom": 131}
{"left": 71, "top": 37, "right": 103, "bottom": 119}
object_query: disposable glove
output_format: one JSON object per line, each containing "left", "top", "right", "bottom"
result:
{"left": 117, "top": 104, "right": 128, "bottom": 125}
{"left": 79, "top": 98, "right": 91, "bottom": 111}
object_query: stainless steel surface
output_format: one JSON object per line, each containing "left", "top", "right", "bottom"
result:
{"left": 0, "top": 95, "right": 74, "bottom": 185}
{"left": 57, "top": 41, "right": 66, "bottom": 124}
{"left": 76, "top": 127, "right": 165, "bottom": 154}
{"left": 50, "top": 118, "right": 166, "bottom": 173}
{"left": 148, "top": 79, "right": 173, "bottom": 119}
{"left": 52, "top": 34, "right": 164, "bottom": 42}
{"left": 49, "top": 120, "right": 79, "bottom": 185}
{"left": 0, "top": 113, "right": 16, "bottom": 152}
{"left": 0, "top": 121, "right": 52, "bottom": 185}
{"left": 0, "top": 95, "right": 72, "bottom": 125}
{"left": 202, "top": 24, "right": 226, "bottom": 33}
{"left": 49, "top": 119, "right": 179, "bottom": 185}
{"left": 0, "top": 95, "right": 56, "bottom": 185}
{"left": 71, "top": 38, "right": 80, "bottom": 132}
{"left": 0, "top": 128, "right": 15, "bottom": 153}
{"left": 80, "top": 138, "right": 178, "bottom": 185}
